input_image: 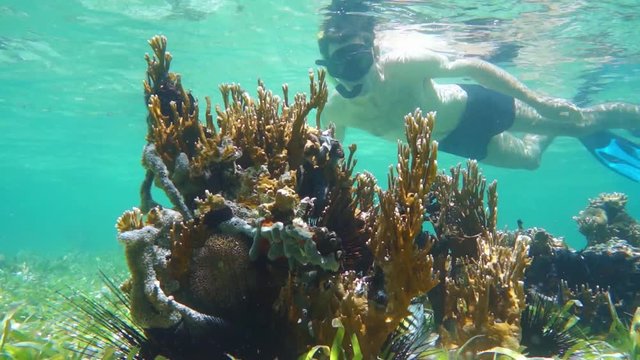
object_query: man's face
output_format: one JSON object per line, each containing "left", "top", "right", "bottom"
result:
{"left": 316, "top": 37, "right": 374, "bottom": 98}
{"left": 324, "top": 41, "right": 373, "bottom": 81}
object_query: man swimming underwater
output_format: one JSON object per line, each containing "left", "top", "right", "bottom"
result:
{"left": 316, "top": 1, "right": 640, "bottom": 180}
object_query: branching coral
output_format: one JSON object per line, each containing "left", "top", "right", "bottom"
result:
{"left": 321, "top": 168, "right": 377, "bottom": 273}
{"left": 440, "top": 234, "right": 530, "bottom": 351}
{"left": 559, "top": 280, "right": 612, "bottom": 333}
{"left": 365, "top": 110, "right": 440, "bottom": 345}
{"left": 139, "top": 36, "right": 332, "bottom": 222}
{"left": 143, "top": 36, "right": 200, "bottom": 168}
{"left": 431, "top": 161, "right": 499, "bottom": 259}
{"left": 424, "top": 161, "right": 531, "bottom": 353}
{"left": 214, "top": 71, "right": 328, "bottom": 178}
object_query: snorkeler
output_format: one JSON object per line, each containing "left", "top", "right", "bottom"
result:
{"left": 316, "top": 1, "right": 640, "bottom": 181}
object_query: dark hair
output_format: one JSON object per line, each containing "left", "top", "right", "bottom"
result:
{"left": 318, "top": 0, "right": 377, "bottom": 60}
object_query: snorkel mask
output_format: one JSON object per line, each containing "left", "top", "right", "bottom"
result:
{"left": 315, "top": 42, "right": 374, "bottom": 99}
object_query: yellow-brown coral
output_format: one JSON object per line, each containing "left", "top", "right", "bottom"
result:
{"left": 115, "top": 207, "right": 168, "bottom": 233}
{"left": 425, "top": 162, "right": 531, "bottom": 353}
{"left": 440, "top": 235, "right": 530, "bottom": 352}
{"left": 116, "top": 208, "right": 145, "bottom": 233}
{"left": 144, "top": 36, "right": 203, "bottom": 169}
{"left": 363, "top": 110, "right": 440, "bottom": 353}
{"left": 194, "top": 190, "right": 227, "bottom": 215}
{"left": 214, "top": 71, "right": 328, "bottom": 178}
{"left": 168, "top": 219, "right": 209, "bottom": 285}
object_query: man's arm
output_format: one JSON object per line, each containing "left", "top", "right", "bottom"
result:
{"left": 446, "top": 58, "right": 538, "bottom": 102}
{"left": 444, "top": 58, "right": 579, "bottom": 119}
{"left": 389, "top": 50, "right": 580, "bottom": 120}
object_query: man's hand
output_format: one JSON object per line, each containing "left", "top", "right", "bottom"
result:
{"left": 533, "top": 97, "right": 583, "bottom": 122}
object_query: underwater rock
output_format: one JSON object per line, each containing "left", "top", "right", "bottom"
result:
{"left": 117, "top": 35, "right": 344, "bottom": 358}
{"left": 574, "top": 192, "right": 640, "bottom": 246}
{"left": 524, "top": 227, "right": 640, "bottom": 331}
{"left": 581, "top": 239, "right": 640, "bottom": 312}
{"left": 526, "top": 227, "right": 568, "bottom": 257}
{"left": 117, "top": 205, "right": 289, "bottom": 358}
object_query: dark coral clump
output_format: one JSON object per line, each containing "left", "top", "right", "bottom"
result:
{"left": 574, "top": 192, "right": 640, "bottom": 246}
{"left": 523, "top": 223, "right": 640, "bottom": 334}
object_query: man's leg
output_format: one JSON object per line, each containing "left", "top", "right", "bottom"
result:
{"left": 482, "top": 132, "right": 553, "bottom": 170}
{"left": 582, "top": 102, "right": 640, "bottom": 132}
{"left": 511, "top": 99, "right": 640, "bottom": 136}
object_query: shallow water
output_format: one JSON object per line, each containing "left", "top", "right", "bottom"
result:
{"left": 1, "top": 0, "right": 639, "bottom": 257}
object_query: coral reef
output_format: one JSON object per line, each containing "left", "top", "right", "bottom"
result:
{"left": 115, "top": 35, "right": 537, "bottom": 359}
{"left": 574, "top": 192, "right": 640, "bottom": 246}
{"left": 567, "top": 196, "right": 640, "bottom": 332}
{"left": 119, "top": 34, "right": 339, "bottom": 358}
{"left": 524, "top": 226, "right": 640, "bottom": 334}
{"left": 427, "top": 162, "right": 531, "bottom": 352}
{"left": 438, "top": 234, "right": 530, "bottom": 351}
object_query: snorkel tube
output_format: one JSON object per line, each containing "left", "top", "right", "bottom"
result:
{"left": 335, "top": 83, "right": 363, "bottom": 98}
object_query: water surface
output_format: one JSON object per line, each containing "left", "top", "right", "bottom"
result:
{"left": 1, "top": 0, "right": 639, "bottom": 255}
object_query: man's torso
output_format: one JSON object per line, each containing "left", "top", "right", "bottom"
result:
{"left": 325, "top": 64, "right": 468, "bottom": 142}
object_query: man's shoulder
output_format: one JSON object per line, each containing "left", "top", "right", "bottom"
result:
{"left": 378, "top": 50, "right": 446, "bottom": 83}
{"left": 377, "top": 30, "right": 449, "bottom": 60}
{"left": 376, "top": 36, "right": 448, "bottom": 79}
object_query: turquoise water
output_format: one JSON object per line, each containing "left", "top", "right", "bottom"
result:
{"left": 1, "top": 0, "right": 639, "bottom": 256}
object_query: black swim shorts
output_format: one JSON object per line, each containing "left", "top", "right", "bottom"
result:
{"left": 438, "top": 84, "right": 515, "bottom": 160}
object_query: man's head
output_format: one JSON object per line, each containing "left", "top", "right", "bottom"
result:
{"left": 316, "top": 1, "right": 377, "bottom": 98}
